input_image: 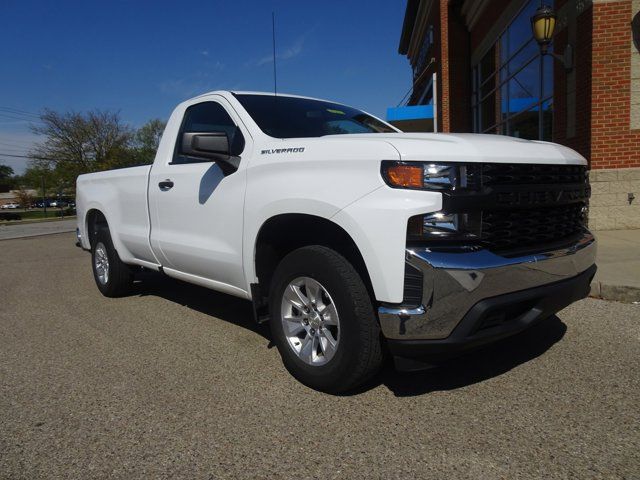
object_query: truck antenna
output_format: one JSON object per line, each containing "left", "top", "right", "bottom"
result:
{"left": 272, "top": 11, "right": 277, "bottom": 96}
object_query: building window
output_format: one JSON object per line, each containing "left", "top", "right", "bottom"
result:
{"left": 415, "top": 75, "right": 435, "bottom": 106}
{"left": 472, "top": 0, "right": 554, "bottom": 140}
{"left": 412, "top": 25, "right": 435, "bottom": 106}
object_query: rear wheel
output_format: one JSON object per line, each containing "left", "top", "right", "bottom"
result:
{"left": 269, "top": 245, "right": 382, "bottom": 393}
{"left": 91, "top": 227, "right": 133, "bottom": 297}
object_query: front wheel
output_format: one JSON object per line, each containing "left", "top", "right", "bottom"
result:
{"left": 269, "top": 246, "right": 382, "bottom": 393}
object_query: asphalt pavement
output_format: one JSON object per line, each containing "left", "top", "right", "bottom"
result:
{"left": 0, "top": 218, "right": 76, "bottom": 240}
{"left": 0, "top": 233, "right": 638, "bottom": 479}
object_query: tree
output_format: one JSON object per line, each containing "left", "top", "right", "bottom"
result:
{"left": 0, "top": 164, "right": 14, "bottom": 181}
{"left": 13, "top": 186, "right": 34, "bottom": 208}
{"left": 30, "top": 109, "right": 134, "bottom": 183}
{"left": 14, "top": 164, "right": 60, "bottom": 197}
{"left": 136, "top": 119, "right": 165, "bottom": 152}
{"left": 113, "top": 118, "right": 167, "bottom": 167}
{"left": 27, "top": 109, "right": 167, "bottom": 192}
{"left": 129, "top": 119, "right": 166, "bottom": 166}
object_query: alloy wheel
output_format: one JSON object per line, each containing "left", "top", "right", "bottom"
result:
{"left": 280, "top": 276, "right": 340, "bottom": 366}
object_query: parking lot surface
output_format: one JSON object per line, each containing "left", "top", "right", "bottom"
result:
{"left": 0, "top": 219, "right": 76, "bottom": 240}
{"left": 1, "top": 233, "right": 638, "bottom": 479}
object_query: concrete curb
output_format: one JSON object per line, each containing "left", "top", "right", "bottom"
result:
{"left": 590, "top": 281, "right": 640, "bottom": 303}
{"left": 0, "top": 229, "right": 76, "bottom": 241}
{"left": 0, "top": 219, "right": 78, "bottom": 241}
{"left": 0, "top": 216, "right": 77, "bottom": 226}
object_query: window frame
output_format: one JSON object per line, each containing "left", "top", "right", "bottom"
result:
{"left": 232, "top": 93, "right": 398, "bottom": 139}
{"left": 471, "top": 0, "right": 554, "bottom": 141}
{"left": 171, "top": 100, "right": 245, "bottom": 165}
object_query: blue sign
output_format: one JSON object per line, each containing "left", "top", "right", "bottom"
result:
{"left": 386, "top": 105, "right": 434, "bottom": 122}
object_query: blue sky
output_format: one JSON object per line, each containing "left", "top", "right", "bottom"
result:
{"left": 0, "top": 0, "right": 410, "bottom": 174}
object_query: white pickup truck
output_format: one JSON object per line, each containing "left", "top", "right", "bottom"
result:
{"left": 76, "top": 91, "right": 596, "bottom": 392}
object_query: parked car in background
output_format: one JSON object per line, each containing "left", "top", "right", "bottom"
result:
{"left": 50, "top": 198, "right": 75, "bottom": 208}
{"left": 34, "top": 199, "right": 56, "bottom": 208}
{"left": 1, "top": 203, "right": 20, "bottom": 209}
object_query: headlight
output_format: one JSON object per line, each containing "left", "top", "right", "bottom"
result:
{"left": 382, "top": 161, "right": 483, "bottom": 243}
{"left": 381, "top": 161, "right": 478, "bottom": 191}
{"left": 407, "top": 212, "right": 482, "bottom": 242}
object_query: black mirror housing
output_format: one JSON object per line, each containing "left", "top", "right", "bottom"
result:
{"left": 181, "top": 132, "right": 230, "bottom": 158}
{"left": 178, "top": 132, "right": 239, "bottom": 173}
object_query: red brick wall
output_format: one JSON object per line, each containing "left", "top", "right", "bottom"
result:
{"left": 447, "top": 2, "right": 472, "bottom": 132}
{"left": 435, "top": 0, "right": 473, "bottom": 133}
{"left": 408, "top": 0, "right": 442, "bottom": 129}
{"left": 591, "top": 0, "right": 640, "bottom": 169}
{"left": 575, "top": 5, "right": 595, "bottom": 161}
{"left": 552, "top": 4, "right": 593, "bottom": 162}
{"left": 430, "top": 0, "right": 444, "bottom": 132}
{"left": 439, "top": 0, "right": 451, "bottom": 131}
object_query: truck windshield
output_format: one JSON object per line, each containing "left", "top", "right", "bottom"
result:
{"left": 233, "top": 93, "right": 396, "bottom": 138}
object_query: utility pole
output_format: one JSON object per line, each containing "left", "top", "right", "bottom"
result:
{"left": 272, "top": 12, "right": 277, "bottom": 96}
{"left": 41, "top": 176, "right": 47, "bottom": 218}
{"left": 58, "top": 190, "right": 63, "bottom": 219}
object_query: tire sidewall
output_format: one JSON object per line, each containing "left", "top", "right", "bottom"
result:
{"left": 270, "top": 247, "right": 372, "bottom": 390}
{"left": 91, "top": 228, "right": 119, "bottom": 296}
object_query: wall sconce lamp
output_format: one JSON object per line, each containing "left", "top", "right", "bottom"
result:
{"left": 531, "top": 5, "right": 574, "bottom": 72}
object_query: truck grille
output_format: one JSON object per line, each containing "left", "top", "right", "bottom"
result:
{"left": 479, "top": 164, "right": 588, "bottom": 253}
{"left": 481, "top": 203, "right": 587, "bottom": 253}
{"left": 480, "top": 163, "right": 587, "bottom": 187}
{"left": 440, "top": 163, "right": 590, "bottom": 255}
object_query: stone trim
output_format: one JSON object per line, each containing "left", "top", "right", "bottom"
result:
{"left": 589, "top": 167, "right": 640, "bottom": 229}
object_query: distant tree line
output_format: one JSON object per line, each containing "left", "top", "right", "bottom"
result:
{"left": 0, "top": 164, "right": 13, "bottom": 183}
{"left": 0, "top": 110, "right": 166, "bottom": 198}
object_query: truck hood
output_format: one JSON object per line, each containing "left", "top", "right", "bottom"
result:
{"left": 321, "top": 132, "right": 587, "bottom": 165}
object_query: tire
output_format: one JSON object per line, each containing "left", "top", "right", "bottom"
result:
{"left": 91, "top": 227, "right": 133, "bottom": 298}
{"left": 269, "top": 245, "right": 382, "bottom": 393}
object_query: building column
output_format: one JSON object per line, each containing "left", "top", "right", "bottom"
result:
{"left": 588, "top": 0, "right": 640, "bottom": 230}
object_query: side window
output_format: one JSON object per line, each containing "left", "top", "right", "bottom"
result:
{"left": 324, "top": 119, "right": 373, "bottom": 135}
{"left": 173, "top": 101, "right": 245, "bottom": 164}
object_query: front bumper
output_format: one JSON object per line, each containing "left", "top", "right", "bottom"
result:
{"left": 378, "top": 232, "right": 596, "bottom": 355}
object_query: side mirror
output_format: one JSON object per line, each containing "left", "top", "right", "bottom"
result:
{"left": 181, "top": 132, "right": 230, "bottom": 158}
{"left": 179, "top": 131, "right": 239, "bottom": 173}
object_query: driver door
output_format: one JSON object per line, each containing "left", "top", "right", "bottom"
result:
{"left": 148, "top": 98, "right": 250, "bottom": 296}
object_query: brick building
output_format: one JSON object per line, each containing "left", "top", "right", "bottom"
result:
{"left": 392, "top": 0, "right": 640, "bottom": 229}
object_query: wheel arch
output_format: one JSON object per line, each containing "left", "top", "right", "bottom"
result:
{"left": 85, "top": 208, "right": 109, "bottom": 248}
{"left": 252, "top": 213, "right": 376, "bottom": 314}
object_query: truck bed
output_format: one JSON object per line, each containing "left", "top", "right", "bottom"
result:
{"left": 76, "top": 165, "right": 155, "bottom": 264}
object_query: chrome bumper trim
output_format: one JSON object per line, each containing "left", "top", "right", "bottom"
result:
{"left": 378, "top": 233, "right": 597, "bottom": 340}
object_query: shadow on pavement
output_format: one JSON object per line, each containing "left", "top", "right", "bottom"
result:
{"left": 132, "top": 270, "right": 566, "bottom": 397}
{"left": 133, "top": 270, "right": 270, "bottom": 341}
{"left": 374, "top": 315, "right": 567, "bottom": 397}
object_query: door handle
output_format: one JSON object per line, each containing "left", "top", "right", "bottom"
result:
{"left": 158, "top": 180, "right": 174, "bottom": 190}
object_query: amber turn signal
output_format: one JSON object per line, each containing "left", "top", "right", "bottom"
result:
{"left": 384, "top": 164, "right": 423, "bottom": 188}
